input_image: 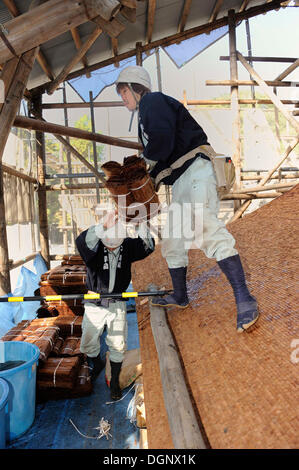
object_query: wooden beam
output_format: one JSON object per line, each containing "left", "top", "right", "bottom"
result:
{"left": 209, "top": 0, "right": 223, "bottom": 23}
{"left": 120, "top": 5, "right": 137, "bottom": 23}
{"left": 2, "top": 0, "right": 54, "bottom": 80}
{"left": 13, "top": 115, "right": 143, "bottom": 151}
{"left": 30, "top": 0, "right": 283, "bottom": 92}
{"left": 92, "top": 15, "right": 126, "bottom": 38}
{"left": 2, "top": 163, "right": 37, "bottom": 184}
{"left": 148, "top": 284, "right": 207, "bottom": 449}
{"left": 274, "top": 57, "right": 299, "bottom": 81}
{"left": 0, "top": 49, "right": 39, "bottom": 294}
{"left": 237, "top": 51, "right": 299, "bottom": 135}
{"left": 178, "top": 0, "right": 192, "bottom": 33}
{"left": 47, "top": 26, "right": 102, "bottom": 95}
{"left": 0, "top": 0, "right": 120, "bottom": 63}
{"left": 146, "top": 0, "right": 156, "bottom": 44}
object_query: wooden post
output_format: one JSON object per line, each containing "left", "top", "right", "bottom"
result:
{"left": 148, "top": 284, "right": 207, "bottom": 449}
{"left": 32, "top": 94, "right": 50, "bottom": 269}
{"left": 228, "top": 10, "right": 241, "bottom": 212}
{"left": 0, "top": 45, "right": 39, "bottom": 294}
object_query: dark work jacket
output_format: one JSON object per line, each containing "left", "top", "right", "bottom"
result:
{"left": 138, "top": 92, "right": 209, "bottom": 185}
{"left": 76, "top": 230, "right": 155, "bottom": 294}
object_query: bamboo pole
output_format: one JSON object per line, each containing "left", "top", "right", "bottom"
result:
{"left": 13, "top": 115, "right": 142, "bottom": 152}
{"left": 148, "top": 284, "right": 207, "bottom": 449}
{"left": 229, "top": 182, "right": 295, "bottom": 194}
{"left": 2, "top": 164, "right": 37, "bottom": 184}
{"left": 32, "top": 94, "right": 50, "bottom": 270}
{"left": 236, "top": 51, "right": 299, "bottom": 135}
{"left": 206, "top": 79, "right": 299, "bottom": 87}
{"left": 229, "top": 140, "right": 299, "bottom": 222}
{"left": 228, "top": 10, "right": 241, "bottom": 212}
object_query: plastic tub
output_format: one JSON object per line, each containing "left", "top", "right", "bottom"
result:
{"left": 0, "top": 378, "right": 9, "bottom": 448}
{"left": 0, "top": 341, "right": 40, "bottom": 441}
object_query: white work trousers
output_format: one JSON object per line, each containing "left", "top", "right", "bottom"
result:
{"left": 161, "top": 157, "right": 238, "bottom": 268}
{"left": 80, "top": 301, "right": 127, "bottom": 363}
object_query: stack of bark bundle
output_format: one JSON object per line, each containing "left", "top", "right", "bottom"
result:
{"left": 37, "top": 257, "right": 87, "bottom": 318}
{"left": 1, "top": 316, "right": 92, "bottom": 400}
{"left": 101, "top": 155, "right": 160, "bottom": 222}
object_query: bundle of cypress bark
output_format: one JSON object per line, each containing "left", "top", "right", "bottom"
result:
{"left": 102, "top": 155, "right": 160, "bottom": 222}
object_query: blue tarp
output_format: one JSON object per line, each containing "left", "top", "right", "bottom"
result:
{"left": 68, "top": 27, "right": 228, "bottom": 102}
{"left": 0, "top": 254, "right": 48, "bottom": 337}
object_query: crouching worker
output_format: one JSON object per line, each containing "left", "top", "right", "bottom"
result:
{"left": 76, "top": 210, "right": 155, "bottom": 400}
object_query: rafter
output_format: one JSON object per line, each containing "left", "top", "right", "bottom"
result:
{"left": 48, "top": 26, "right": 102, "bottom": 95}
{"left": 111, "top": 37, "right": 120, "bottom": 67}
{"left": 178, "top": 0, "right": 192, "bottom": 33}
{"left": 147, "top": 0, "right": 156, "bottom": 44}
{"left": 209, "top": 0, "right": 223, "bottom": 23}
{"left": 71, "top": 28, "right": 91, "bottom": 78}
{"left": 239, "top": 0, "right": 251, "bottom": 12}
{"left": 2, "top": 0, "right": 54, "bottom": 80}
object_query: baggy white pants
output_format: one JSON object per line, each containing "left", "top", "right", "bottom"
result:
{"left": 161, "top": 157, "right": 238, "bottom": 268}
{"left": 80, "top": 301, "right": 127, "bottom": 363}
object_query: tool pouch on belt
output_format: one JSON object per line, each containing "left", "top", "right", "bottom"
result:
{"left": 199, "top": 145, "right": 236, "bottom": 196}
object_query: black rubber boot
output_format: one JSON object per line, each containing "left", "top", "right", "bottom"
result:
{"left": 151, "top": 267, "right": 189, "bottom": 309}
{"left": 217, "top": 254, "right": 259, "bottom": 332}
{"left": 90, "top": 354, "right": 105, "bottom": 382}
{"left": 110, "top": 361, "right": 122, "bottom": 401}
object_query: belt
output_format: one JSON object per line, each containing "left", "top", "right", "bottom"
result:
{"left": 154, "top": 144, "right": 214, "bottom": 189}
{"left": 197, "top": 152, "right": 210, "bottom": 161}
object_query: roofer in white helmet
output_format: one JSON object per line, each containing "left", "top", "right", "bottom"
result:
{"left": 115, "top": 65, "right": 259, "bottom": 333}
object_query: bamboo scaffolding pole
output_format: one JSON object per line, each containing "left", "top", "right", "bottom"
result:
{"left": 42, "top": 99, "right": 299, "bottom": 109}
{"left": 42, "top": 102, "right": 124, "bottom": 109}
{"left": 228, "top": 182, "right": 296, "bottom": 194}
{"left": 13, "top": 115, "right": 142, "bottom": 152}
{"left": 148, "top": 283, "right": 207, "bottom": 449}
{"left": 2, "top": 164, "right": 38, "bottom": 184}
{"left": 228, "top": 9, "right": 241, "bottom": 212}
{"left": 241, "top": 173, "right": 298, "bottom": 181}
{"left": 274, "top": 57, "right": 299, "bottom": 81}
{"left": 220, "top": 56, "right": 298, "bottom": 63}
{"left": 30, "top": 0, "right": 283, "bottom": 93}
{"left": 229, "top": 139, "right": 299, "bottom": 222}
{"left": 206, "top": 80, "right": 299, "bottom": 87}
{"left": 9, "top": 252, "right": 40, "bottom": 270}
{"left": 32, "top": 94, "right": 50, "bottom": 270}
{"left": 221, "top": 191, "right": 286, "bottom": 200}
{"left": 236, "top": 51, "right": 299, "bottom": 135}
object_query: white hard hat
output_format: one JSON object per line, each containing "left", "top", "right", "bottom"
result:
{"left": 115, "top": 65, "right": 151, "bottom": 90}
